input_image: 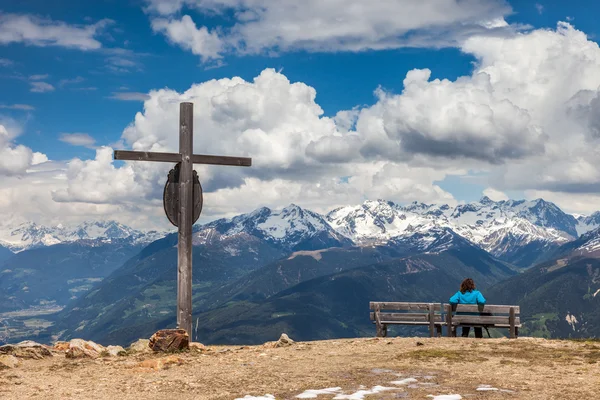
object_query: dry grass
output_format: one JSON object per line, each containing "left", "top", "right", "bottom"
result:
{"left": 0, "top": 336, "right": 599, "bottom": 399}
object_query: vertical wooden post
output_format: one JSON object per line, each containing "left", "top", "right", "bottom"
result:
{"left": 178, "top": 102, "right": 194, "bottom": 337}
{"left": 428, "top": 303, "right": 435, "bottom": 338}
{"left": 509, "top": 306, "right": 516, "bottom": 339}
{"left": 446, "top": 304, "right": 453, "bottom": 337}
{"left": 374, "top": 304, "right": 385, "bottom": 337}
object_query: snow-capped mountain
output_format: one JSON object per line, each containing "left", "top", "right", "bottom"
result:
{"left": 3, "top": 197, "right": 598, "bottom": 266}
{"left": 326, "top": 197, "right": 596, "bottom": 267}
{"left": 0, "top": 220, "right": 166, "bottom": 252}
{"left": 575, "top": 212, "right": 600, "bottom": 236}
{"left": 196, "top": 204, "right": 352, "bottom": 251}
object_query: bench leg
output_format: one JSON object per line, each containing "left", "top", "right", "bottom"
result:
{"left": 376, "top": 323, "right": 387, "bottom": 337}
{"left": 515, "top": 327, "right": 519, "bottom": 338}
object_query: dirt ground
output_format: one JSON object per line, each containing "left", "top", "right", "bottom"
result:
{"left": 1, "top": 336, "right": 599, "bottom": 400}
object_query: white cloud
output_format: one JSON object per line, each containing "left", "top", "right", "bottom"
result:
{"left": 109, "top": 92, "right": 151, "bottom": 101}
{"left": 483, "top": 187, "right": 509, "bottom": 201}
{"left": 58, "top": 76, "right": 85, "bottom": 87}
{"left": 52, "top": 147, "right": 151, "bottom": 205}
{"left": 0, "top": 160, "right": 165, "bottom": 230}
{"left": 30, "top": 81, "right": 55, "bottom": 93}
{"left": 150, "top": 15, "right": 224, "bottom": 61}
{"left": 0, "top": 118, "right": 47, "bottom": 176}
{"left": 0, "top": 13, "right": 112, "bottom": 50}
{"left": 370, "top": 69, "right": 546, "bottom": 163}
{"left": 31, "top": 152, "right": 49, "bottom": 165}
{"left": 8, "top": 22, "right": 600, "bottom": 226}
{"left": 0, "top": 104, "right": 35, "bottom": 111}
{"left": 59, "top": 133, "right": 96, "bottom": 148}
{"left": 0, "top": 58, "right": 13, "bottom": 67}
{"left": 54, "top": 68, "right": 458, "bottom": 222}
{"left": 145, "top": 0, "right": 516, "bottom": 61}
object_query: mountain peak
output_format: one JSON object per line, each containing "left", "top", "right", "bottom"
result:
{"left": 479, "top": 196, "right": 495, "bottom": 205}
{"left": 202, "top": 204, "right": 350, "bottom": 251}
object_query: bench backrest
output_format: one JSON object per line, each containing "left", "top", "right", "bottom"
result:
{"left": 369, "top": 301, "right": 443, "bottom": 324}
{"left": 446, "top": 304, "right": 520, "bottom": 327}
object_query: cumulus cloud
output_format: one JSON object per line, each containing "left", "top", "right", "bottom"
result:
{"left": 373, "top": 69, "right": 547, "bottom": 163}
{"left": 144, "top": 0, "right": 516, "bottom": 61}
{"left": 52, "top": 147, "right": 150, "bottom": 204}
{"left": 59, "top": 133, "right": 96, "bottom": 148}
{"left": 151, "top": 15, "right": 224, "bottom": 62}
{"left": 0, "top": 160, "right": 165, "bottom": 231}
{"left": 0, "top": 118, "right": 47, "bottom": 176}
{"left": 54, "top": 68, "right": 458, "bottom": 221}
{"left": 0, "top": 13, "right": 112, "bottom": 50}
{"left": 9, "top": 22, "right": 600, "bottom": 227}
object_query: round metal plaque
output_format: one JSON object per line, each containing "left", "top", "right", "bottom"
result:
{"left": 163, "top": 163, "right": 203, "bottom": 227}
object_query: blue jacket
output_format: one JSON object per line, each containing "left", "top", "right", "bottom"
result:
{"left": 449, "top": 290, "right": 486, "bottom": 305}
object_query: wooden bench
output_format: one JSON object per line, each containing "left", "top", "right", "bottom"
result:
{"left": 369, "top": 302, "right": 445, "bottom": 338}
{"left": 369, "top": 302, "right": 522, "bottom": 339}
{"left": 445, "top": 304, "right": 521, "bottom": 339}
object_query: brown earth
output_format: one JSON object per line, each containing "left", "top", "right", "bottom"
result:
{"left": 0, "top": 336, "right": 598, "bottom": 400}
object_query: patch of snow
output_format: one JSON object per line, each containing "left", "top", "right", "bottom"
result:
{"left": 370, "top": 368, "right": 395, "bottom": 374}
{"left": 476, "top": 385, "right": 499, "bottom": 391}
{"left": 390, "top": 378, "right": 418, "bottom": 385}
{"left": 427, "top": 395, "right": 462, "bottom": 400}
{"left": 287, "top": 249, "right": 329, "bottom": 261}
{"left": 223, "top": 245, "right": 240, "bottom": 256}
{"left": 332, "top": 386, "right": 397, "bottom": 400}
{"left": 296, "top": 387, "right": 342, "bottom": 398}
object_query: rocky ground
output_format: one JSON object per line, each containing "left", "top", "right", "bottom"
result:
{"left": 0, "top": 335, "right": 599, "bottom": 400}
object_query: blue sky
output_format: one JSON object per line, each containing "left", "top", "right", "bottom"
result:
{"left": 2, "top": 0, "right": 600, "bottom": 227}
{"left": 3, "top": 0, "right": 587, "bottom": 161}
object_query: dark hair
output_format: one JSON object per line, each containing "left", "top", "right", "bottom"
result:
{"left": 460, "top": 278, "right": 476, "bottom": 294}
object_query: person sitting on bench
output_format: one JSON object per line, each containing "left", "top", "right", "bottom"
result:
{"left": 449, "top": 278, "right": 486, "bottom": 338}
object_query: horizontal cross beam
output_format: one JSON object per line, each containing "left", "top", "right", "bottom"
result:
{"left": 114, "top": 150, "right": 252, "bottom": 167}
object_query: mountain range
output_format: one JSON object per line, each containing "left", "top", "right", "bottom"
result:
{"left": 2, "top": 197, "right": 600, "bottom": 345}
{"left": 0, "top": 220, "right": 166, "bottom": 253}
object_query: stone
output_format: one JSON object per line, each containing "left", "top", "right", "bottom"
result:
{"left": 137, "top": 355, "right": 184, "bottom": 370}
{"left": 53, "top": 341, "right": 70, "bottom": 351}
{"left": 149, "top": 329, "right": 189, "bottom": 352}
{"left": 0, "top": 355, "right": 20, "bottom": 369}
{"left": 275, "top": 333, "right": 294, "bottom": 347}
{"left": 128, "top": 339, "right": 152, "bottom": 353}
{"left": 189, "top": 342, "right": 206, "bottom": 351}
{"left": 65, "top": 339, "right": 105, "bottom": 359}
{"left": 105, "top": 345, "right": 126, "bottom": 357}
{"left": 263, "top": 333, "right": 295, "bottom": 349}
{"left": 0, "top": 341, "right": 53, "bottom": 359}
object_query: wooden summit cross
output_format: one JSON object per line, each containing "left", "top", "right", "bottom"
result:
{"left": 113, "top": 102, "right": 251, "bottom": 337}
